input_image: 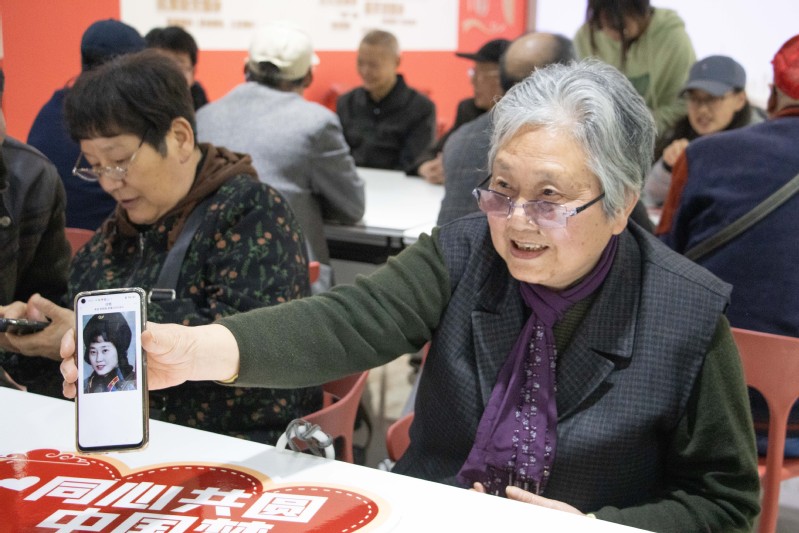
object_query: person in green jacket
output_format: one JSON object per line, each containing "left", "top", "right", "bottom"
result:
{"left": 60, "top": 60, "right": 760, "bottom": 532}
{"left": 574, "top": 0, "right": 696, "bottom": 137}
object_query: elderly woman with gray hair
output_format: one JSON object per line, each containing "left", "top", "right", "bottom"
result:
{"left": 60, "top": 60, "right": 760, "bottom": 531}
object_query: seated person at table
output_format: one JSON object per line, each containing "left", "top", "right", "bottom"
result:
{"left": 644, "top": 55, "right": 762, "bottom": 209}
{"left": 27, "top": 18, "right": 146, "bottom": 230}
{"left": 0, "top": 67, "right": 71, "bottom": 394}
{"left": 411, "top": 38, "right": 509, "bottom": 183}
{"left": 197, "top": 22, "right": 364, "bottom": 293}
{"left": 7, "top": 50, "right": 321, "bottom": 444}
{"left": 82, "top": 313, "right": 136, "bottom": 394}
{"left": 62, "top": 60, "right": 760, "bottom": 532}
{"left": 337, "top": 30, "right": 436, "bottom": 173}
{"left": 661, "top": 35, "right": 799, "bottom": 457}
{"left": 145, "top": 25, "right": 210, "bottom": 111}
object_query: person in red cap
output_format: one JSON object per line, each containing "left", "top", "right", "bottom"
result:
{"left": 412, "top": 38, "right": 510, "bottom": 183}
{"left": 661, "top": 33, "right": 799, "bottom": 457}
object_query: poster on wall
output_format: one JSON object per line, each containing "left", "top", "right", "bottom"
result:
{"left": 120, "top": 0, "right": 459, "bottom": 51}
{"left": 458, "top": 0, "right": 523, "bottom": 51}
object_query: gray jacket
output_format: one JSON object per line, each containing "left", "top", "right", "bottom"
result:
{"left": 437, "top": 113, "right": 491, "bottom": 225}
{"left": 220, "top": 215, "right": 759, "bottom": 531}
{"left": 196, "top": 82, "right": 365, "bottom": 290}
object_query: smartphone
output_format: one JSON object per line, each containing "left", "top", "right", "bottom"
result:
{"left": 0, "top": 317, "right": 50, "bottom": 335}
{"left": 74, "top": 288, "right": 148, "bottom": 453}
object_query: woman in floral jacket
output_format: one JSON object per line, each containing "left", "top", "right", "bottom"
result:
{"left": 4, "top": 50, "right": 320, "bottom": 444}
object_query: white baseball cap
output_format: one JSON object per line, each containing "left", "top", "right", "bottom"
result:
{"left": 247, "top": 22, "right": 319, "bottom": 81}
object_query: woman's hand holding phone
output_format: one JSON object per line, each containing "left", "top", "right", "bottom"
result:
{"left": 60, "top": 322, "right": 241, "bottom": 398}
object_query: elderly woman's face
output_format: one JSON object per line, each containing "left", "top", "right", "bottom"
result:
{"left": 88, "top": 337, "right": 119, "bottom": 377}
{"left": 79, "top": 133, "right": 189, "bottom": 225}
{"left": 487, "top": 128, "right": 629, "bottom": 290}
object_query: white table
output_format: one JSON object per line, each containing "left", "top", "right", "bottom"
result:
{"left": 0, "top": 389, "right": 648, "bottom": 532}
{"left": 324, "top": 168, "right": 444, "bottom": 260}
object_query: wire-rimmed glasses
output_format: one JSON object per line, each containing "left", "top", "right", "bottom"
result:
{"left": 72, "top": 137, "right": 146, "bottom": 183}
{"left": 472, "top": 176, "right": 605, "bottom": 228}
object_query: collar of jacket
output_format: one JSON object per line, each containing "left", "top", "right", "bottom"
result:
{"left": 470, "top": 229, "right": 639, "bottom": 420}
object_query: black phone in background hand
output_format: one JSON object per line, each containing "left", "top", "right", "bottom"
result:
{"left": 0, "top": 318, "right": 50, "bottom": 335}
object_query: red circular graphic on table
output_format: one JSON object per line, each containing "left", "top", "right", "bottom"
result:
{"left": 0, "top": 449, "right": 384, "bottom": 532}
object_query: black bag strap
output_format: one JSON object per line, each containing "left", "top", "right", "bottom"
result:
{"left": 149, "top": 197, "right": 213, "bottom": 302}
{"left": 685, "top": 171, "right": 799, "bottom": 261}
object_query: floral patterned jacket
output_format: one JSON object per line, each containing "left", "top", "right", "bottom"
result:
{"left": 69, "top": 146, "right": 321, "bottom": 444}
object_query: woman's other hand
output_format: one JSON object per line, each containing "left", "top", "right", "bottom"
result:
{"left": 1, "top": 294, "right": 73, "bottom": 360}
{"left": 472, "top": 482, "right": 588, "bottom": 517}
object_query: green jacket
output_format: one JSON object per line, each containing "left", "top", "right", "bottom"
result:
{"left": 575, "top": 8, "right": 696, "bottom": 136}
{"left": 220, "top": 219, "right": 760, "bottom": 532}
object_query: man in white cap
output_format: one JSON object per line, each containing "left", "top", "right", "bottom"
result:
{"left": 196, "top": 22, "right": 365, "bottom": 293}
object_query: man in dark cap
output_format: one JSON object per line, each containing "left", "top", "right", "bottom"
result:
{"left": 27, "top": 19, "right": 145, "bottom": 231}
{"left": 436, "top": 32, "right": 575, "bottom": 224}
{"left": 412, "top": 38, "right": 510, "bottom": 182}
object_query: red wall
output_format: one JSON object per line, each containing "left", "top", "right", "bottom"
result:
{"left": 1, "top": 0, "right": 526, "bottom": 141}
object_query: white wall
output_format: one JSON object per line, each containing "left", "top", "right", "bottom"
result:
{"left": 535, "top": 0, "right": 799, "bottom": 107}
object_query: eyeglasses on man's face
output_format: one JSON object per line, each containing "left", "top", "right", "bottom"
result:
{"left": 72, "top": 136, "right": 146, "bottom": 183}
{"left": 468, "top": 67, "right": 500, "bottom": 81}
{"left": 472, "top": 175, "right": 606, "bottom": 228}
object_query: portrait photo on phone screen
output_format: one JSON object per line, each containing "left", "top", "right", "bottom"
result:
{"left": 81, "top": 312, "right": 137, "bottom": 394}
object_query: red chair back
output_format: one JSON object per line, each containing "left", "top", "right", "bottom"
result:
{"left": 301, "top": 371, "right": 369, "bottom": 463}
{"left": 386, "top": 412, "right": 414, "bottom": 462}
{"left": 732, "top": 327, "right": 799, "bottom": 533}
{"left": 308, "top": 261, "right": 321, "bottom": 284}
{"left": 65, "top": 227, "right": 95, "bottom": 258}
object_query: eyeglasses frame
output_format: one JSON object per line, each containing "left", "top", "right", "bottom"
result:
{"left": 72, "top": 136, "right": 147, "bottom": 183}
{"left": 471, "top": 174, "right": 606, "bottom": 228}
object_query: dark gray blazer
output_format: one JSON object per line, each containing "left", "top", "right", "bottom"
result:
{"left": 395, "top": 215, "right": 731, "bottom": 512}
{"left": 437, "top": 113, "right": 492, "bottom": 225}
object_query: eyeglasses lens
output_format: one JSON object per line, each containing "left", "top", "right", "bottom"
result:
{"left": 476, "top": 189, "right": 565, "bottom": 228}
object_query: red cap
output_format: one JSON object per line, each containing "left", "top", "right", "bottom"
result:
{"left": 773, "top": 34, "right": 799, "bottom": 99}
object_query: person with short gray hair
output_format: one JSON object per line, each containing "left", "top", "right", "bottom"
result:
{"left": 62, "top": 60, "right": 760, "bottom": 532}
{"left": 488, "top": 59, "right": 654, "bottom": 219}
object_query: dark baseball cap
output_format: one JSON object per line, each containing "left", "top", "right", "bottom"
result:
{"left": 81, "top": 19, "right": 145, "bottom": 71}
{"left": 680, "top": 55, "right": 746, "bottom": 97}
{"left": 455, "top": 38, "right": 510, "bottom": 63}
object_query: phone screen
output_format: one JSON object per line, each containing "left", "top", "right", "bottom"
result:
{"left": 74, "top": 288, "right": 148, "bottom": 452}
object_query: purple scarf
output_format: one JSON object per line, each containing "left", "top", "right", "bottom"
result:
{"left": 457, "top": 235, "right": 619, "bottom": 496}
